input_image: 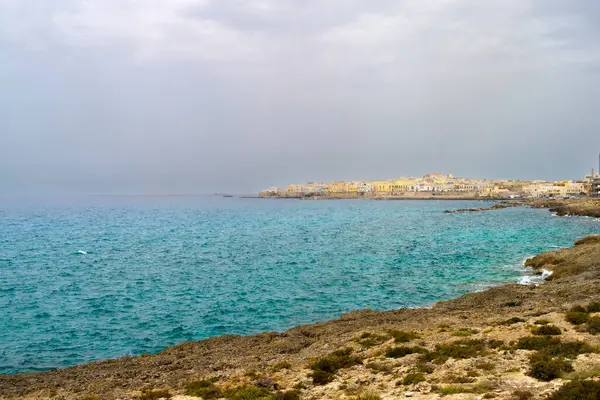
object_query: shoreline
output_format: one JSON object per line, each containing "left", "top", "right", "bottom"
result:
{"left": 1, "top": 199, "right": 600, "bottom": 399}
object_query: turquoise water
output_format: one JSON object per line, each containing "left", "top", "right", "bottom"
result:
{"left": 1, "top": 197, "right": 598, "bottom": 374}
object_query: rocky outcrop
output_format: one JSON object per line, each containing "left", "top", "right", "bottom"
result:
{"left": 443, "top": 202, "right": 519, "bottom": 213}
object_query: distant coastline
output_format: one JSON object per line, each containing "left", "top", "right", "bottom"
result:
{"left": 257, "top": 191, "right": 513, "bottom": 201}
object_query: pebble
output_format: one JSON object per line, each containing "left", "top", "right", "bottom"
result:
{"left": 405, "top": 392, "right": 414, "bottom": 397}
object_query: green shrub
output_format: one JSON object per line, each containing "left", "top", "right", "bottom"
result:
{"left": 516, "top": 337, "right": 593, "bottom": 358}
{"left": 139, "top": 389, "right": 172, "bottom": 400}
{"left": 500, "top": 317, "right": 526, "bottom": 325}
{"left": 309, "top": 348, "right": 360, "bottom": 385}
{"left": 366, "top": 362, "right": 392, "bottom": 373}
{"left": 186, "top": 380, "right": 222, "bottom": 398}
{"left": 527, "top": 353, "right": 573, "bottom": 381}
{"left": 587, "top": 316, "right": 600, "bottom": 334}
{"left": 354, "top": 332, "right": 391, "bottom": 348}
{"left": 385, "top": 345, "right": 427, "bottom": 358}
{"left": 442, "top": 373, "right": 474, "bottom": 384}
{"left": 421, "top": 339, "right": 487, "bottom": 363}
{"left": 487, "top": 339, "right": 504, "bottom": 349}
{"left": 274, "top": 390, "right": 301, "bottom": 400}
{"left": 587, "top": 302, "right": 600, "bottom": 313}
{"left": 515, "top": 336, "right": 560, "bottom": 351}
{"left": 415, "top": 362, "right": 435, "bottom": 374}
{"left": 401, "top": 372, "right": 426, "bottom": 385}
{"left": 436, "top": 385, "right": 469, "bottom": 395}
{"left": 310, "top": 369, "right": 333, "bottom": 385}
{"left": 474, "top": 360, "right": 495, "bottom": 371}
{"left": 565, "top": 311, "right": 589, "bottom": 325}
{"left": 271, "top": 361, "right": 292, "bottom": 372}
{"left": 452, "top": 328, "right": 479, "bottom": 337}
{"left": 356, "top": 390, "right": 381, "bottom": 400}
{"left": 547, "top": 379, "right": 600, "bottom": 400}
{"left": 224, "top": 386, "right": 274, "bottom": 400}
{"left": 388, "top": 330, "right": 419, "bottom": 343}
{"left": 570, "top": 305, "right": 587, "bottom": 313}
{"left": 531, "top": 324, "right": 561, "bottom": 336}
{"left": 511, "top": 389, "right": 534, "bottom": 400}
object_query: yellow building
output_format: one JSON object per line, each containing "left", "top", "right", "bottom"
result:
{"left": 391, "top": 179, "right": 415, "bottom": 192}
{"left": 346, "top": 182, "right": 358, "bottom": 193}
{"left": 373, "top": 181, "right": 392, "bottom": 193}
{"left": 327, "top": 182, "right": 347, "bottom": 194}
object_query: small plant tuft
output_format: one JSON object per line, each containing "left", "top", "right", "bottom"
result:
{"left": 356, "top": 391, "right": 381, "bottom": 400}
{"left": 415, "top": 362, "right": 435, "bottom": 374}
{"left": 139, "top": 389, "right": 172, "bottom": 400}
{"left": 586, "top": 316, "right": 600, "bottom": 334}
{"left": 570, "top": 305, "right": 587, "bottom": 313}
{"left": 186, "top": 380, "right": 222, "bottom": 399}
{"left": 565, "top": 311, "right": 589, "bottom": 325}
{"left": 353, "top": 332, "right": 391, "bottom": 348}
{"left": 421, "top": 339, "right": 489, "bottom": 363}
{"left": 587, "top": 302, "right": 600, "bottom": 313}
{"left": 224, "top": 386, "right": 274, "bottom": 400}
{"left": 451, "top": 328, "right": 479, "bottom": 337}
{"left": 385, "top": 346, "right": 427, "bottom": 359}
{"left": 271, "top": 361, "right": 291, "bottom": 372}
{"left": 527, "top": 353, "right": 573, "bottom": 381}
{"left": 531, "top": 324, "right": 561, "bottom": 336}
{"left": 547, "top": 379, "right": 600, "bottom": 400}
{"left": 500, "top": 317, "right": 526, "bottom": 325}
{"left": 511, "top": 389, "right": 534, "bottom": 400}
{"left": 388, "top": 330, "right": 419, "bottom": 343}
{"left": 309, "top": 348, "right": 360, "bottom": 385}
{"left": 401, "top": 372, "right": 426, "bottom": 385}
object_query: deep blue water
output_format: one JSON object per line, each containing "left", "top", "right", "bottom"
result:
{"left": 0, "top": 196, "right": 599, "bottom": 374}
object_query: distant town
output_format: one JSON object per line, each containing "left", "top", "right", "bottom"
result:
{"left": 260, "top": 170, "right": 600, "bottom": 199}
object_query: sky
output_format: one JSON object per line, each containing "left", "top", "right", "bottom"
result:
{"left": 1, "top": 0, "right": 600, "bottom": 194}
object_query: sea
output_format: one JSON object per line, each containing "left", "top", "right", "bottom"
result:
{"left": 1, "top": 196, "right": 598, "bottom": 374}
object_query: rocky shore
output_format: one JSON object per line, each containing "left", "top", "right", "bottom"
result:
{"left": 521, "top": 198, "right": 600, "bottom": 218}
{"left": 1, "top": 200, "right": 600, "bottom": 400}
{"left": 443, "top": 203, "right": 518, "bottom": 214}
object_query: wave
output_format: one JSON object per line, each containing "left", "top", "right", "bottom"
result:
{"left": 518, "top": 269, "right": 553, "bottom": 286}
{"left": 76, "top": 250, "right": 88, "bottom": 255}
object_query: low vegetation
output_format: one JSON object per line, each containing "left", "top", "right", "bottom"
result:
{"left": 547, "top": 379, "right": 600, "bottom": 400}
{"left": 587, "top": 316, "right": 600, "bottom": 334}
{"left": 500, "top": 317, "right": 526, "bottom": 325}
{"left": 309, "top": 348, "right": 360, "bottom": 385}
{"left": 527, "top": 352, "right": 573, "bottom": 381}
{"left": 530, "top": 324, "right": 561, "bottom": 336}
{"left": 384, "top": 345, "right": 427, "bottom": 358}
{"left": 565, "top": 311, "right": 589, "bottom": 325}
{"left": 388, "top": 330, "right": 419, "bottom": 343}
{"left": 401, "top": 372, "right": 426, "bottom": 385}
{"left": 420, "top": 339, "right": 500, "bottom": 364}
{"left": 353, "top": 332, "right": 391, "bottom": 348}
{"left": 185, "top": 380, "right": 221, "bottom": 399}
{"left": 355, "top": 391, "right": 381, "bottom": 400}
{"left": 451, "top": 328, "right": 479, "bottom": 337}
{"left": 138, "top": 389, "right": 171, "bottom": 400}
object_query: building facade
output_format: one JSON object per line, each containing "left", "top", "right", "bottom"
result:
{"left": 593, "top": 178, "right": 600, "bottom": 198}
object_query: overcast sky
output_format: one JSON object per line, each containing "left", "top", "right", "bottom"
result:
{"left": 1, "top": 0, "right": 600, "bottom": 194}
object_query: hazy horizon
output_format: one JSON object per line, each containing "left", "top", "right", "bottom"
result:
{"left": 2, "top": 1, "right": 600, "bottom": 195}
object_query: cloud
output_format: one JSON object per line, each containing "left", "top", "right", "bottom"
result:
{"left": 1, "top": 0, "right": 600, "bottom": 193}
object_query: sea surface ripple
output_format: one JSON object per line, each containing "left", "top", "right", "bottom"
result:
{"left": 0, "top": 196, "right": 598, "bottom": 374}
